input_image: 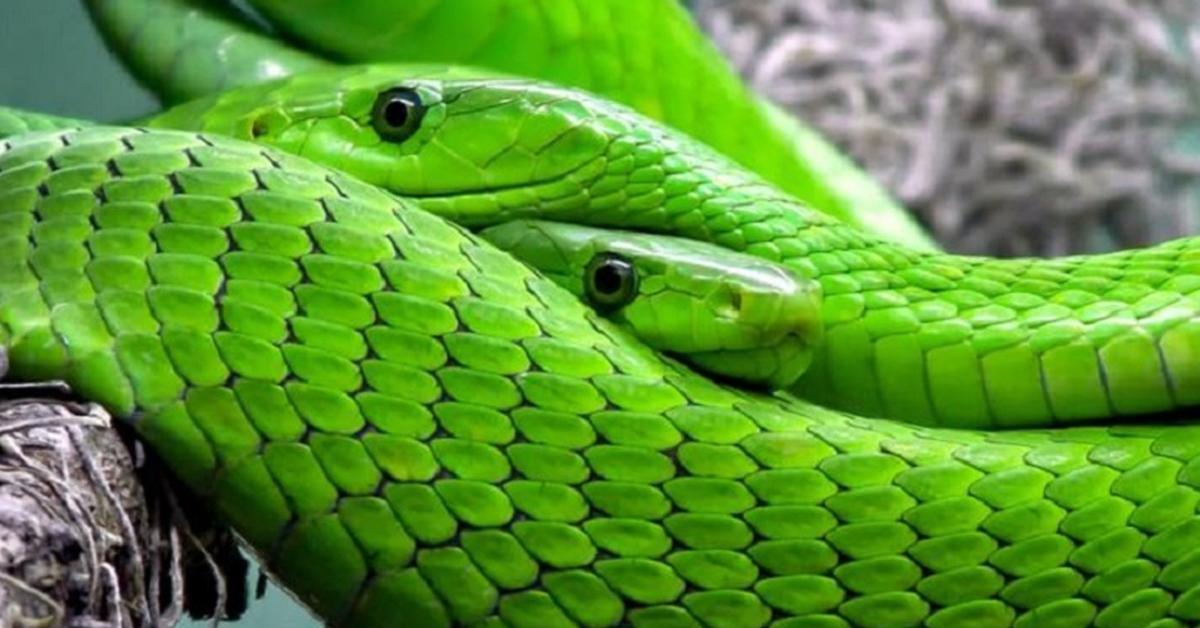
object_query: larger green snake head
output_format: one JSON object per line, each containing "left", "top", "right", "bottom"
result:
{"left": 148, "top": 64, "right": 773, "bottom": 229}
{"left": 151, "top": 64, "right": 614, "bottom": 190}
{"left": 482, "top": 220, "right": 823, "bottom": 389}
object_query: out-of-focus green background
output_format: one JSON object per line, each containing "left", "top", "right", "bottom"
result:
{"left": 0, "top": 2, "right": 318, "bottom": 626}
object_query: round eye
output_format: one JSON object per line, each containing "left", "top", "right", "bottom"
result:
{"left": 585, "top": 254, "right": 638, "bottom": 311}
{"left": 371, "top": 87, "right": 426, "bottom": 141}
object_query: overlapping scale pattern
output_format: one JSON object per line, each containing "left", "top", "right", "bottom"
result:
{"left": 0, "top": 108, "right": 88, "bottom": 140}
{"left": 4, "top": 127, "right": 1200, "bottom": 627}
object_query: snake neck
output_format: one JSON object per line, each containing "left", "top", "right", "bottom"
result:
{"left": 790, "top": 237, "right": 1200, "bottom": 429}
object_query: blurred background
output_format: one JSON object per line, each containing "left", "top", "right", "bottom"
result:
{"left": 0, "top": 3, "right": 155, "bottom": 120}
{"left": 695, "top": 0, "right": 1200, "bottom": 256}
{"left": 2, "top": 1, "right": 1199, "bottom": 626}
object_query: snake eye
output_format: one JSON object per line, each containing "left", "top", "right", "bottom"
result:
{"left": 371, "top": 87, "right": 425, "bottom": 141}
{"left": 585, "top": 253, "right": 638, "bottom": 311}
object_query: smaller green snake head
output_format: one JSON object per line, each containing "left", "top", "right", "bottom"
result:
{"left": 482, "top": 220, "right": 823, "bottom": 389}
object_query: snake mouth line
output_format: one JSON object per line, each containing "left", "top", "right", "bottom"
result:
{"left": 289, "top": 109, "right": 604, "bottom": 204}
{"left": 398, "top": 172, "right": 576, "bottom": 200}
{"left": 398, "top": 149, "right": 607, "bottom": 201}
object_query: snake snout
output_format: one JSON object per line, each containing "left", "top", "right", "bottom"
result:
{"left": 680, "top": 272, "right": 822, "bottom": 390}
{"left": 728, "top": 272, "right": 823, "bottom": 348}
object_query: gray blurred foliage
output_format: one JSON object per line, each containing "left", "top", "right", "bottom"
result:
{"left": 696, "top": 0, "right": 1200, "bottom": 255}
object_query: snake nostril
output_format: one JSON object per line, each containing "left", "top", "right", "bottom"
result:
{"left": 730, "top": 291, "right": 742, "bottom": 312}
{"left": 251, "top": 117, "right": 269, "bottom": 138}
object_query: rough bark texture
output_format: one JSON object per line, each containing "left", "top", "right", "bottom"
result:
{"left": 0, "top": 386, "right": 246, "bottom": 628}
{"left": 0, "top": 389, "right": 153, "bottom": 628}
{"left": 697, "top": 0, "right": 1200, "bottom": 256}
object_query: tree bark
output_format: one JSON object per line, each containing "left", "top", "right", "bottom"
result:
{"left": 0, "top": 383, "right": 246, "bottom": 628}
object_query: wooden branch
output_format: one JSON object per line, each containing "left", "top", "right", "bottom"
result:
{"left": 0, "top": 385, "right": 248, "bottom": 628}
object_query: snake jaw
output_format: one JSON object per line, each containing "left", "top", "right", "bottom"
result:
{"left": 615, "top": 251, "right": 824, "bottom": 389}
{"left": 687, "top": 334, "right": 817, "bottom": 389}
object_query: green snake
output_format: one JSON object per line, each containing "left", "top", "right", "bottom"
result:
{"left": 1, "top": 67, "right": 1200, "bottom": 627}
{"left": 0, "top": 2, "right": 1195, "bottom": 627}
{"left": 82, "top": 0, "right": 937, "bottom": 251}
{"left": 4, "top": 122, "right": 1200, "bottom": 628}
{"left": 124, "top": 65, "right": 1200, "bottom": 431}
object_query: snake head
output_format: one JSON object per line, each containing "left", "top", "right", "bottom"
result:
{"left": 150, "top": 65, "right": 615, "bottom": 208}
{"left": 148, "top": 64, "right": 781, "bottom": 233}
{"left": 483, "top": 220, "right": 823, "bottom": 389}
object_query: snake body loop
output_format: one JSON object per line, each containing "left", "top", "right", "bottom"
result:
{"left": 1, "top": 126, "right": 1200, "bottom": 627}
{"left": 3, "top": 3, "right": 1196, "bottom": 625}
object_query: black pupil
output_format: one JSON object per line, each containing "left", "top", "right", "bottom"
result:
{"left": 383, "top": 98, "right": 410, "bottom": 128}
{"left": 593, "top": 262, "right": 625, "bottom": 295}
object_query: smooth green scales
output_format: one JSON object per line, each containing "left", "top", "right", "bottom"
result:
{"left": 143, "top": 66, "right": 1200, "bottom": 430}
{"left": 486, "top": 219, "right": 1200, "bottom": 423}
{"left": 5, "top": 124, "right": 1200, "bottom": 628}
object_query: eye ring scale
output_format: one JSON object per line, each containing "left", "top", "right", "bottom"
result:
{"left": 585, "top": 253, "right": 638, "bottom": 312}
{"left": 371, "top": 86, "right": 426, "bottom": 141}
